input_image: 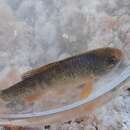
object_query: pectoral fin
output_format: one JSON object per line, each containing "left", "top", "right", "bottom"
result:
{"left": 80, "top": 79, "right": 94, "bottom": 100}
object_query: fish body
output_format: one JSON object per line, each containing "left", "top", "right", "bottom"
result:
{"left": 0, "top": 47, "right": 123, "bottom": 110}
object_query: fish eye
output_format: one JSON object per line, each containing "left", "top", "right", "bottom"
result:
{"left": 106, "top": 56, "right": 118, "bottom": 65}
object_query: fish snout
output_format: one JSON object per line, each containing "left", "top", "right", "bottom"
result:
{"left": 112, "top": 48, "right": 123, "bottom": 62}
{"left": 107, "top": 48, "right": 123, "bottom": 65}
{"left": 104, "top": 48, "right": 123, "bottom": 70}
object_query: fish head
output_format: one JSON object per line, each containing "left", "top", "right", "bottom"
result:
{"left": 103, "top": 47, "right": 123, "bottom": 68}
{"left": 92, "top": 47, "right": 123, "bottom": 73}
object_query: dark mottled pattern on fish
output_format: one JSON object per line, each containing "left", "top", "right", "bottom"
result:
{"left": 0, "top": 47, "right": 123, "bottom": 101}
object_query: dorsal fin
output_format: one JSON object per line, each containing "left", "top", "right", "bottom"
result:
{"left": 22, "top": 62, "right": 58, "bottom": 80}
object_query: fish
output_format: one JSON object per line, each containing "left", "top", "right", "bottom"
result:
{"left": 79, "top": 78, "right": 94, "bottom": 99}
{"left": 0, "top": 47, "right": 123, "bottom": 111}
{"left": 1, "top": 65, "right": 130, "bottom": 127}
